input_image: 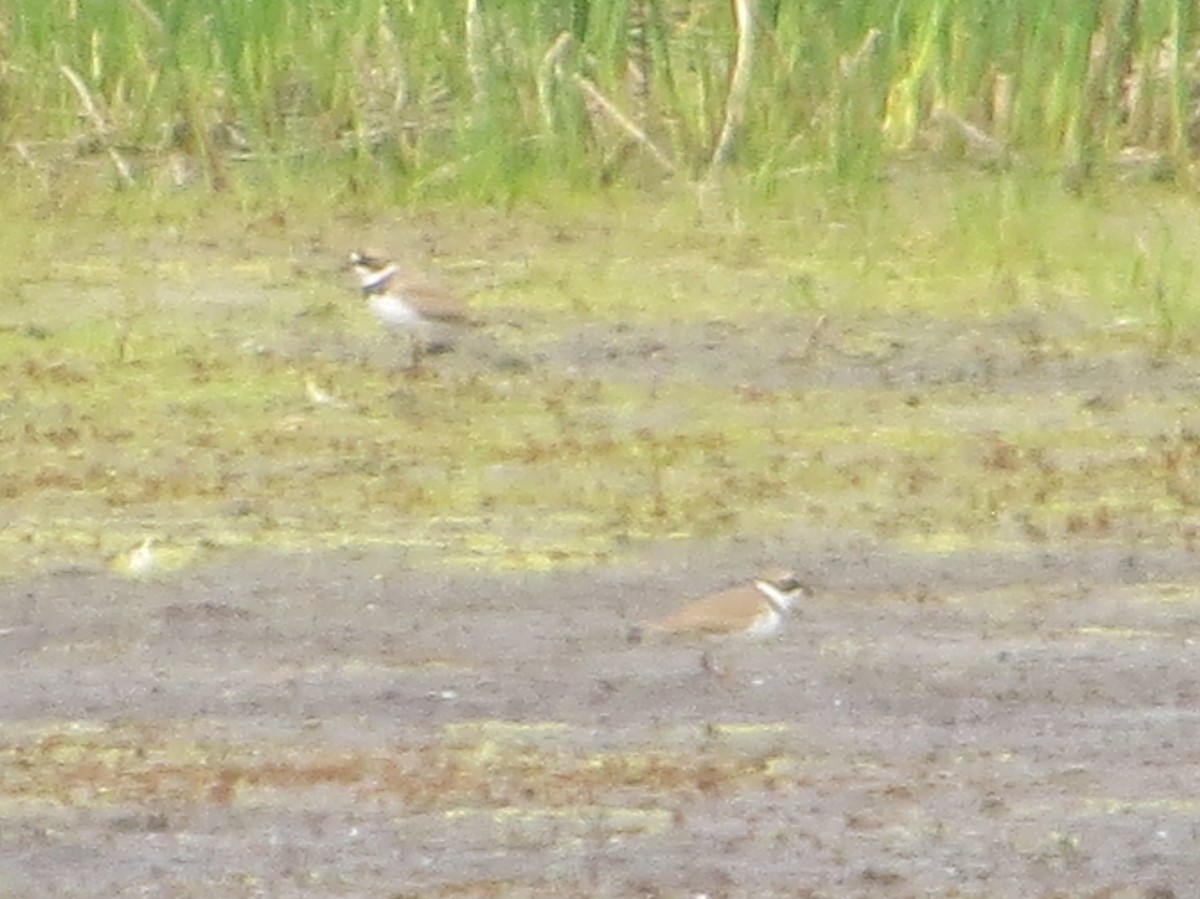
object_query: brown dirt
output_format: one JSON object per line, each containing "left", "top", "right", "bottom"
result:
{"left": 2, "top": 281, "right": 1199, "bottom": 897}
{"left": 4, "top": 540, "right": 1198, "bottom": 898}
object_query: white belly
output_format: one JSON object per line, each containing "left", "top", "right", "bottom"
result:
{"left": 741, "top": 606, "right": 782, "bottom": 639}
{"left": 369, "top": 294, "right": 425, "bottom": 330}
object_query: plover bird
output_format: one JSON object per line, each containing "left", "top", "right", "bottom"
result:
{"left": 632, "top": 570, "right": 808, "bottom": 642}
{"left": 348, "top": 250, "right": 470, "bottom": 368}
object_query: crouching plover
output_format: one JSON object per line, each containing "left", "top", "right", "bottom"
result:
{"left": 631, "top": 570, "right": 808, "bottom": 642}
{"left": 348, "top": 250, "right": 471, "bottom": 368}
{"left": 630, "top": 569, "right": 809, "bottom": 679}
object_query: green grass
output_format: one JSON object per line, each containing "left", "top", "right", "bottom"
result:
{"left": 5, "top": 0, "right": 1200, "bottom": 576}
{"left": 2, "top": 171, "right": 1200, "bottom": 576}
{"left": 4, "top": 0, "right": 1199, "bottom": 204}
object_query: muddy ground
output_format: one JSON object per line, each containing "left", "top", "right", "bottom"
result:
{"left": 2, "top": 286, "right": 1200, "bottom": 897}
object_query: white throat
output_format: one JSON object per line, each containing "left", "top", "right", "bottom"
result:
{"left": 754, "top": 579, "right": 798, "bottom": 615}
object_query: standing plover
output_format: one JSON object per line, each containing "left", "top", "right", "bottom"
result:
{"left": 632, "top": 569, "right": 808, "bottom": 642}
{"left": 348, "top": 250, "right": 470, "bottom": 368}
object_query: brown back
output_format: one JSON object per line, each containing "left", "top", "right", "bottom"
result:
{"left": 646, "top": 585, "right": 766, "bottom": 635}
{"left": 402, "top": 281, "right": 470, "bottom": 322}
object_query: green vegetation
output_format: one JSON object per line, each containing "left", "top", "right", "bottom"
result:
{"left": 7, "top": 13, "right": 1200, "bottom": 893}
{"left": 3, "top": 185, "right": 1200, "bottom": 576}
{"left": 4, "top": 0, "right": 1199, "bottom": 202}
{"left": 0, "top": 719, "right": 795, "bottom": 815}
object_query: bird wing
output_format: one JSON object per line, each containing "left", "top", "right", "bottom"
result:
{"left": 647, "top": 586, "right": 761, "bottom": 634}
